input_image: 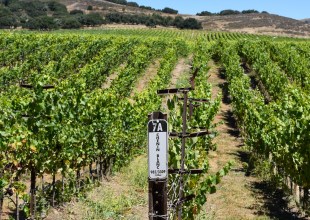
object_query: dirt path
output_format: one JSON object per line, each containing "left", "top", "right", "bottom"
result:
{"left": 102, "top": 63, "right": 126, "bottom": 89}
{"left": 203, "top": 60, "right": 261, "bottom": 219}
{"left": 162, "top": 55, "right": 192, "bottom": 110}
{"left": 203, "top": 60, "right": 308, "bottom": 220}
{"left": 169, "top": 56, "right": 192, "bottom": 88}
{"left": 130, "top": 59, "right": 161, "bottom": 97}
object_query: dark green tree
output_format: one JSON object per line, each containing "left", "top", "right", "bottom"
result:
{"left": 173, "top": 16, "right": 184, "bottom": 27}
{"left": 197, "top": 11, "right": 213, "bottom": 16}
{"left": 242, "top": 9, "right": 259, "bottom": 14}
{"left": 179, "top": 18, "right": 202, "bottom": 29}
{"left": 127, "top": 2, "right": 139, "bottom": 7}
{"left": 70, "top": 9, "right": 83, "bottom": 15}
{"left": 78, "top": 13, "right": 104, "bottom": 26}
{"left": 219, "top": 9, "right": 241, "bottom": 15}
{"left": 24, "top": 16, "right": 58, "bottom": 30}
{"left": 48, "top": 1, "right": 68, "bottom": 16}
{"left": 61, "top": 17, "right": 81, "bottom": 29}
{"left": 162, "top": 7, "right": 178, "bottom": 14}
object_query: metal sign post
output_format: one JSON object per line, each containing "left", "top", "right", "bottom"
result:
{"left": 148, "top": 112, "right": 168, "bottom": 220}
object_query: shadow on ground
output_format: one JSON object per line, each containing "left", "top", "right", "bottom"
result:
{"left": 230, "top": 150, "right": 309, "bottom": 219}
{"left": 217, "top": 70, "right": 309, "bottom": 220}
{"left": 250, "top": 181, "right": 309, "bottom": 220}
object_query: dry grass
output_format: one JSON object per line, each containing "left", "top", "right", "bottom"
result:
{"left": 46, "top": 155, "right": 148, "bottom": 220}
{"left": 196, "top": 13, "right": 310, "bottom": 37}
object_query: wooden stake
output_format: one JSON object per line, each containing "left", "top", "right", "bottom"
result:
{"left": 30, "top": 168, "right": 36, "bottom": 220}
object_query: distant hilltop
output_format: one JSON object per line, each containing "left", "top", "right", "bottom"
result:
{"left": 193, "top": 13, "right": 310, "bottom": 37}
{"left": 302, "top": 18, "right": 310, "bottom": 23}
{"left": 0, "top": 0, "right": 309, "bottom": 37}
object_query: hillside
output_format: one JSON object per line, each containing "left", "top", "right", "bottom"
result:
{"left": 302, "top": 18, "right": 310, "bottom": 23}
{"left": 193, "top": 13, "right": 310, "bottom": 37}
{"left": 1, "top": 0, "right": 309, "bottom": 37}
{"left": 61, "top": 0, "right": 164, "bottom": 16}
{"left": 61, "top": 0, "right": 310, "bottom": 37}
{"left": 0, "top": 0, "right": 201, "bottom": 30}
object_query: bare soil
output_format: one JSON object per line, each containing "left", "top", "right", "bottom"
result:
{"left": 169, "top": 56, "right": 192, "bottom": 88}
{"left": 130, "top": 59, "right": 161, "bottom": 97}
{"left": 162, "top": 55, "right": 192, "bottom": 109}
{"left": 102, "top": 63, "right": 126, "bottom": 89}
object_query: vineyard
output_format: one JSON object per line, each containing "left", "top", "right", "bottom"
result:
{"left": 0, "top": 29, "right": 309, "bottom": 219}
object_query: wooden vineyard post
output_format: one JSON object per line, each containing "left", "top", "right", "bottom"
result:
{"left": 148, "top": 112, "right": 168, "bottom": 220}
{"left": 0, "top": 191, "right": 3, "bottom": 220}
{"left": 30, "top": 168, "right": 36, "bottom": 220}
{"left": 178, "top": 90, "right": 188, "bottom": 220}
{"left": 20, "top": 83, "right": 55, "bottom": 220}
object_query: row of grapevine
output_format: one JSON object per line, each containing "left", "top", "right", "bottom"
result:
{"left": 167, "top": 39, "right": 231, "bottom": 219}
{"left": 211, "top": 40, "right": 310, "bottom": 205}
{"left": 0, "top": 33, "right": 189, "bottom": 219}
{"left": 51, "top": 29, "right": 276, "bottom": 43}
{"left": 266, "top": 41, "right": 310, "bottom": 90}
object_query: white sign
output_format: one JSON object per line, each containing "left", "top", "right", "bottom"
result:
{"left": 148, "top": 119, "right": 168, "bottom": 180}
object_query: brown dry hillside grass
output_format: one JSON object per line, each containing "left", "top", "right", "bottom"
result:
{"left": 56, "top": 0, "right": 169, "bottom": 16}
{"left": 193, "top": 13, "right": 310, "bottom": 37}
{"left": 56, "top": 0, "right": 310, "bottom": 37}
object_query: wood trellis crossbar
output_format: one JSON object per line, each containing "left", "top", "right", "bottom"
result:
{"left": 157, "top": 87, "right": 193, "bottom": 95}
{"left": 169, "top": 131, "right": 212, "bottom": 138}
{"left": 20, "top": 84, "right": 55, "bottom": 89}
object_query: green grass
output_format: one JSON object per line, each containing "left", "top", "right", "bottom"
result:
{"left": 80, "top": 155, "right": 148, "bottom": 220}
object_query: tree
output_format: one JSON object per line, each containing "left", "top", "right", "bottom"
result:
{"left": 0, "top": 0, "right": 11, "bottom": 6}
{"left": 173, "top": 16, "right": 184, "bottom": 27}
{"left": 0, "top": 15, "right": 17, "bottom": 28}
{"left": 25, "top": 16, "right": 58, "bottom": 30}
{"left": 61, "top": 17, "right": 81, "bottom": 29}
{"left": 139, "top": 5, "right": 155, "bottom": 11}
{"left": 70, "top": 9, "right": 83, "bottom": 15}
{"left": 105, "top": 13, "right": 122, "bottom": 23}
{"left": 242, "top": 9, "right": 259, "bottom": 14}
{"left": 127, "top": 1, "right": 139, "bottom": 7}
{"left": 178, "top": 18, "right": 202, "bottom": 29}
{"left": 163, "top": 16, "right": 174, "bottom": 26}
{"left": 162, "top": 7, "right": 178, "bottom": 14}
{"left": 87, "top": 5, "right": 93, "bottom": 10}
{"left": 78, "top": 13, "right": 104, "bottom": 26}
{"left": 196, "top": 11, "right": 213, "bottom": 16}
{"left": 146, "top": 17, "right": 156, "bottom": 27}
{"left": 23, "top": 1, "right": 46, "bottom": 17}
{"left": 0, "top": 5, "right": 18, "bottom": 28}
{"left": 219, "top": 9, "right": 241, "bottom": 15}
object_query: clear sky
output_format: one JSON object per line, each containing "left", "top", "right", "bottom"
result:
{"left": 132, "top": 0, "right": 309, "bottom": 20}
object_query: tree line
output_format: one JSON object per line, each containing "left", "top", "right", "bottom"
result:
{"left": 106, "top": 13, "right": 202, "bottom": 29}
{"left": 197, "top": 9, "right": 269, "bottom": 16}
{"left": 0, "top": 0, "right": 201, "bottom": 30}
{"left": 0, "top": 0, "right": 104, "bottom": 29}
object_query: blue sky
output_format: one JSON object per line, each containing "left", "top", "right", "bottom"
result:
{"left": 132, "top": 0, "right": 309, "bottom": 20}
